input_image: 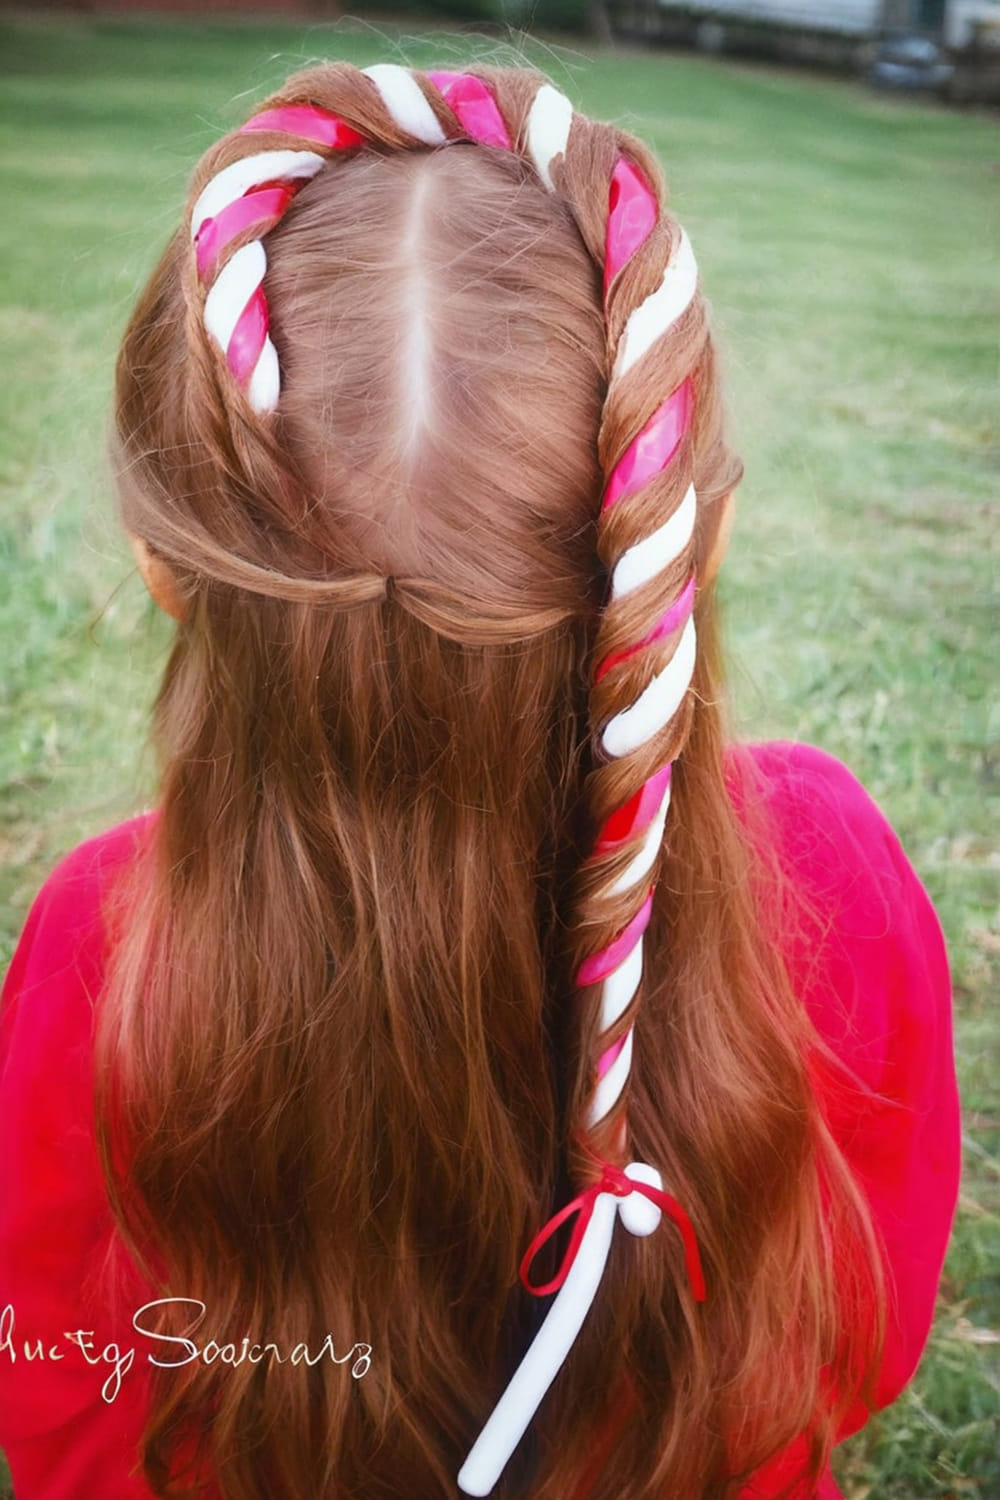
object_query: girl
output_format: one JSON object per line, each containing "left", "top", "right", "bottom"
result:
{"left": 0, "top": 58, "right": 960, "bottom": 1500}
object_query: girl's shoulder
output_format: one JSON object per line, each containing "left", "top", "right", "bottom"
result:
{"left": 735, "top": 738, "right": 911, "bottom": 876}
{"left": 2, "top": 811, "right": 157, "bottom": 1032}
{"left": 733, "top": 737, "right": 940, "bottom": 947}
{"left": 0, "top": 813, "right": 164, "bottom": 1481}
{"left": 731, "top": 739, "right": 952, "bottom": 1110}
{"left": 23, "top": 809, "right": 156, "bottom": 908}
{"left": 731, "top": 751, "right": 960, "bottom": 1438}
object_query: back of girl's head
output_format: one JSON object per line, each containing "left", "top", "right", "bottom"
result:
{"left": 101, "top": 59, "right": 880, "bottom": 1500}
{"left": 117, "top": 136, "right": 610, "bottom": 628}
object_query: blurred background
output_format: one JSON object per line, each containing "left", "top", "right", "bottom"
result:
{"left": 0, "top": 2, "right": 997, "bottom": 1496}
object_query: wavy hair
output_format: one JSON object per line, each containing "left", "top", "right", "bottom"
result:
{"left": 96, "top": 61, "right": 884, "bottom": 1500}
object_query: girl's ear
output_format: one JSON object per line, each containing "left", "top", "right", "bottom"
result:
{"left": 129, "top": 534, "right": 187, "bottom": 622}
{"left": 702, "top": 488, "right": 736, "bottom": 586}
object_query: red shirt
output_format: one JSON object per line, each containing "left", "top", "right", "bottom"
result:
{"left": 0, "top": 742, "right": 961, "bottom": 1499}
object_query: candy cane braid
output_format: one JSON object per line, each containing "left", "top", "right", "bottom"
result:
{"left": 186, "top": 62, "right": 707, "bottom": 1496}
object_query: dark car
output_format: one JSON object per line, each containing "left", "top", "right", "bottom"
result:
{"left": 869, "top": 31, "right": 954, "bottom": 90}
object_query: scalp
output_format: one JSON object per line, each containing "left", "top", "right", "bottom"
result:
{"left": 265, "top": 143, "right": 608, "bottom": 604}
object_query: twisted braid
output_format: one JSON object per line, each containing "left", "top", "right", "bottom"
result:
{"left": 185, "top": 62, "right": 714, "bottom": 1495}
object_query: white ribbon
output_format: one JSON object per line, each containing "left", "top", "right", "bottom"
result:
{"left": 457, "top": 1163, "right": 664, "bottom": 1497}
{"left": 601, "top": 616, "right": 697, "bottom": 759}
{"left": 363, "top": 63, "right": 447, "bottom": 145}
{"left": 190, "top": 150, "right": 324, "bottom": 239}
{"left": 202, "top": 241, "right": 280, "bottom": 414}
{"left": 526, "top": 83, "right": 573, "bottom": 192}
{"left": 610, "top": 483, "right": 696, "bottom": 601}
{"left": 615, "top": 228, "right": 698, "bottom": 380}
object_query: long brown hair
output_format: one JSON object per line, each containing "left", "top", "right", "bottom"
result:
{"left": 97, "top": 62, "right": 884, "bottom": 1500}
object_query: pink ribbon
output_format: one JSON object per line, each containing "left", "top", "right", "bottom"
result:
{"left": 240, "top": 104, "right": 366, "bottom": 150}
{"left": 602, "top": 377, "right": 692, "bottom": 511}
{"left": 576, "top": 888, "right": 654, "bottom": 988}
{"left": 427, "top": 71, "right": 512, "bottom": 149}
{"left": 594, "top": 766, "right": 672, "bottom": 854}
{"left": 604, "top": 157, "right": 658, "bottom": 296}
{"left": 226, "top": 285, "right": 269, "bottom": 383}
{"left": 595, "top": 575, "right": 696, "bottom": 682}
{"left": 195, "top": 185, "right": 296, "bottom": 281}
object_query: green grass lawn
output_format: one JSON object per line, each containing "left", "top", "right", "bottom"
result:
{"left": 0, "top": 11, "right": 997, "bottom": 1497}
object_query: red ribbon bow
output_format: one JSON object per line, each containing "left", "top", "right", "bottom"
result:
{"left": 519, "top": 1161, "right": 707, "bottom": 1303}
